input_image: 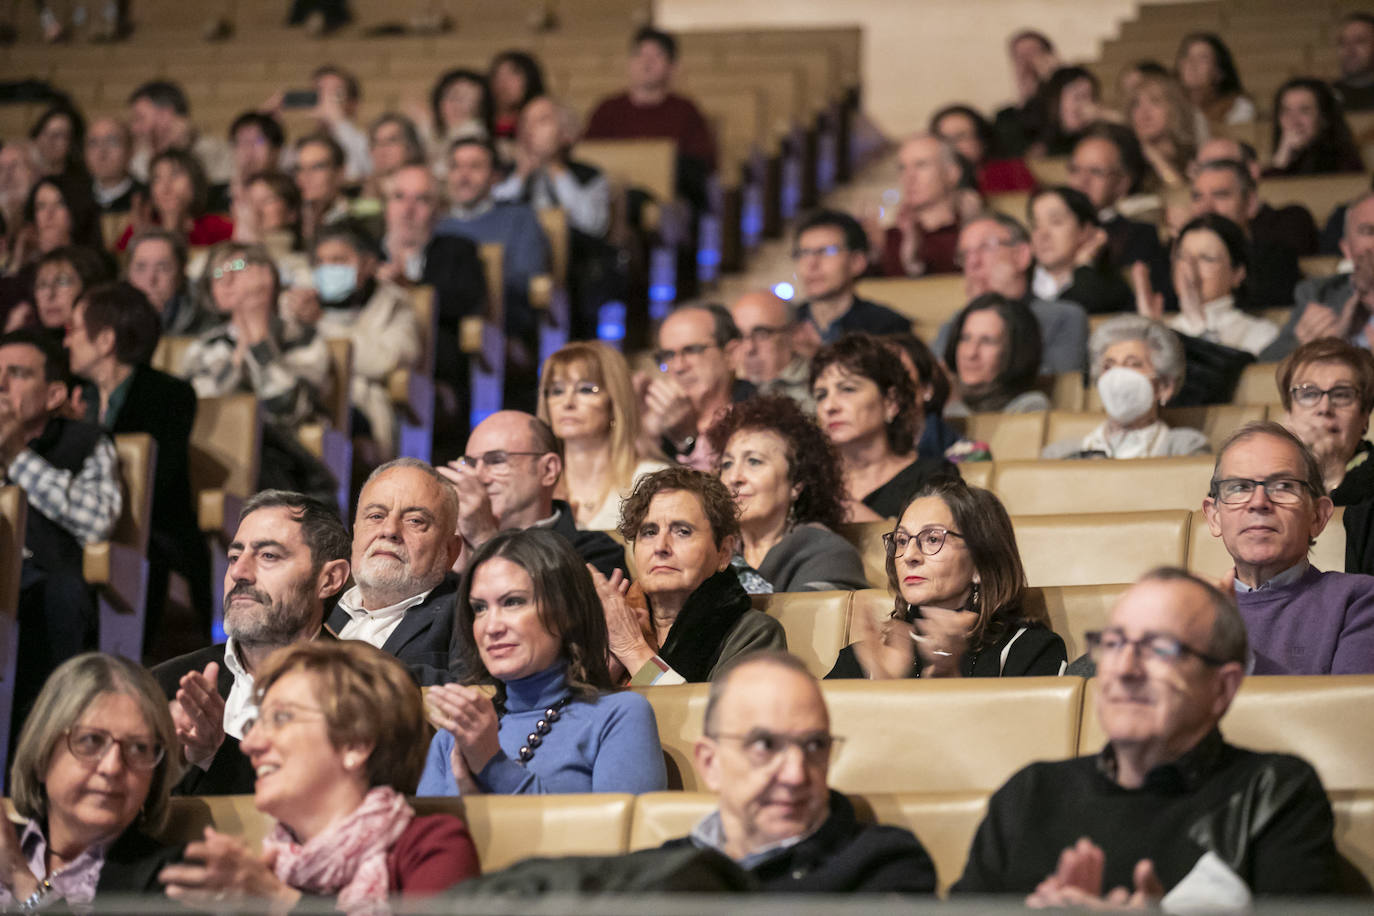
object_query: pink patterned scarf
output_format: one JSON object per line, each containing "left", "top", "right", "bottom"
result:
{"left": 262, "top": 785, "right": 414, "bottom": 912}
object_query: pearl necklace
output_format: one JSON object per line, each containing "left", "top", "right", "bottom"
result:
{"left": 516, "top": 696, "right": 573, "bottom": 763}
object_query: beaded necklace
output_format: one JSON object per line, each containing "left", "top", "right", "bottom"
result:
{"left": 515, "top": 696, "right": 574, "bottom": 763}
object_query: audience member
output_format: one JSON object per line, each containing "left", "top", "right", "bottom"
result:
{"left": 537, "top": 341, "right": 668, "bottom": 531}
{"left": 872, "top": 134, "right": 966, "bottom": 277}
{"left": 1028, "top": 185, "right": 1132, "bottom": 314}
{"left": 728, "top": 291, "right": 811, "bottom": 410}
{"left": 1333, "top": 12, "right": 1374, "bottom": 112}
{"left": 1, "top": 329, "right": 120, "bottom": 725}
{"left": 1278, "top": 339, "right": 1374, "bottom": 504}
{"left": 289, "top": 220, "right": 420, "bottom": 460}
{"left": 955, "top": 567, "right": 1339, "bottom": 901}
{"left": 117, "top": 148, "right": 233, "bottom": 251}
{"left": 126, "top": 80, "right": 232, "bottom": 184}
{"left": 1031, "top": 66, "right": 1100, "bottom": 157}
{"left": 793, "top": 209, "right": 909, "bottom": 345}
{"left": 328, "top": 459, "right": 464, "bottom": 684}
{"left": 151, "top": 491, "right": 351, "bottom": 795}
{"left": 365, "top": 113, "right": 425, "bottom": 198}
{"left": 1266, "top": 191, "right": 1374, "bottom": 360}
{"left": 642, "top": 303, "right": 754, "bottom": 471}
{"left": 885, "top": 332, "right": 987, "bottom": 462}
{"left": 67, "top": 282, "right": 211, "bottom": 637}
{"left": 707, "top": 394, "right": 867, "bottom": 592}
{"left": 439, "top": 410, "right": 627, "bottom": 578}
{"left": 943, "top": 293, "right": 1050, "bottom": 415}
{"left": 2, "top": 653, "right": 182, "bottom": 908}
{"left": 30, "top": 103, "right": 86, "bottom": 179}
{"left": 1265, "top": 78, "right": 1364, "bottom": 176}
{"left": 1174, "top": 33, "right": 1255, "bottom": 126}
{"left": 26, "top": 244, "right": 111, "bottom": 333}
{"left": 598, "top": 466, "right": 786, "bottom": 684}
{"left": 125, "top": 229, "right": 214, "bottom": 334}
{"left": 665, "top": 651, "right": 938, "bottom": 892}
{"left": 235, "top": 170, "right": 304, "bottom": 254}
{"left": 427, "top": 68, "right": 493, "bottom": 153}
{"left": 930, "top": 104, "right": 1035, "bottom": 195}
{"left": 226, "top": 112, "right": 285, "bottom": 213}
{"left": 1043, "top": 315, "right": 1207, "bottom": 459}
{"left": 1202, "top": 422, "right": 1374, "bottom": 674}
{"left": 811, "top": 333, "right": 954, "bottom": 520}
{"left": 487, "top": 50, "right": 546, "bottom": 143}
{"left": 1126, "top": 72, "right": 1201, "bottom": 189}
{"left": 1187, "top": 158, "right": 1302, "bottom": 309}
{"left": 303, "top": 65, "right": 371, "bottom": 182}
{"left": 160, "top": 641, "right": 481, "bottom": 906}
{"left": 935, "top": 212, "right": 1088, "bottom": 375}
{"left": 992, "top": 29, "right": 1060, "bottom": 156}
{"left": 834, "top": 477, "right": 1065, "bottom": 679}
{"left": 16, "top": 174, "right": 104, "bottom": 267}
{"left": 84, "top": 116, "right": 140, "bottom": 214}
{"left": 1193, "top": 136, "right": 1320, "bottom": 257}
{"left": 1138, "top": 214, "right": 1278, "bottom": 357}
{"left": 0, "top": 140, "right": 43, "bottom": 241}
{"left": 293, "top": 133, "right": 355, "bottom": 247}
{"left": 583, "top": 26, "right": 717, "bottom": 209}
{"left": 436, "top": 137, "right": 549, "bottom": 368}
{"left": 419, "top": 528, "right": 666, "bottom": 795}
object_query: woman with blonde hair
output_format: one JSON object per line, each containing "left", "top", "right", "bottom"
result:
{"left": 1127, "top": 72, "right": 1204, "bottom": 189}
{"left": 537, "top": 340, "right": 668, "bottom": 530}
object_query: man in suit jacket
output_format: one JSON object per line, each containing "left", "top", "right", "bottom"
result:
{"left": 326, "top": 458, "right": 466, "bottom": 685}
{"left": 152, "top": 490, "right": 350, "bottom": 794}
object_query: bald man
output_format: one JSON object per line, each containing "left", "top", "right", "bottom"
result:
{"left": 729, "top": 291, "right": 812, "bottom": 411}
{"left": 439, "top": 410, "right": 626, "bottom": 578}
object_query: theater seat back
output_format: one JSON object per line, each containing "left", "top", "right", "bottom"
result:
{"left": 834, "top": 520, "right": 893, "bottom": 588}
{"left": 1014, "top": 511, "right": 1190, "bottom": 587}
{"left": 412, "top": 794, "right": 634, "bottom": 870}
{"left": 1332, "top": 790, "right": 1374, "bottom": 894}
{"left": 633, "top": 684, "right": 710, "bottom": 790}
{"left": 751, "top": 591, "right": 852, "bottom": 678}
{"left": 628, "top": 791, "right": 715, "bottom": 850}
{"left": 851, "top": 791, "right": 990, "bottom": 896}
{"left": 993, "top": 456, "right": 1213, "bottom": 515}
{"left": 1024, "top": 584, "right": 1127, "bottom": 662}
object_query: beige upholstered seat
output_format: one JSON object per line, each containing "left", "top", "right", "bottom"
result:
{"left": 752, "top": 591, "right": 852, "bottom": 678}
{"left": 993, "top": 456, "right": 1214, "bottom": 515}
{"left": 84, "top": 433, "right": 157, "bottom": 661}
{"left": 1014, "top": 511, "right": 1190, "bottom": 588}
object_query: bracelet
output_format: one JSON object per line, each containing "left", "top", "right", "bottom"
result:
{"left": 18, "top": 877, "right": 55, "bottom": 913}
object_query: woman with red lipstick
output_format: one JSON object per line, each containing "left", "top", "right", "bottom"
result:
{"left": 828, "top": 477, "right": 1065, "bottom": 679}
{"left": 159, "top": 642, "right": 480, "bottom": 908}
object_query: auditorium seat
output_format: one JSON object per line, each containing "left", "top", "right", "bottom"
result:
{"left": 1023, "top": 584, "right": 1128, "bottom": 662}
{"left": 956, "top": 461, "right": 993, "bottom": 489}
{"left": 632, "top": 684, "right": 709, "bottom": 790}
{"left": 1230, "top": 362, "right": 1282, "bottom": 406}
{"left": 1331, "top": 790, "right": 1374, "bottom": 893}
{"left": 1080, "top": 676, "right": 1374, "bottom": 793}
{"left": 627, "top": 791, "right": 715, "bottom": 850}
{"left": 389, "top": 284, "right": 437, "bottom": 462}
{"left": 1013, "top": 511, "right": 1190, "bottom": 588}
{"left": 1187, "top": 507, "right": 1346, "bottom": 580}
{"left": 992, "top": 456, "right": 1214, "bottom": 514}
{"left": 85, "top": 433, "right": 157, "bottom": 662}
{"left": 834, "top": 521, "right": 892, "bottom": 588}
{"left": 751, "top": 591, "right": 852, "bottom": 678}
{"left": 853, "top": 274, "right": 964, "bottom": 340}
{"left": 0, "top": 487, "right": 26, "bottom": 769}
{"left": 1259, "top": 173, "right": 1372, "bottom": 227}
{"left": 962, "top": 411, "right": 1047, "bottom": 462}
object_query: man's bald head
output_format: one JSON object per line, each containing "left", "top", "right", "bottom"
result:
{"left": 730, "top": 291, "right": 797, "bottom": 386}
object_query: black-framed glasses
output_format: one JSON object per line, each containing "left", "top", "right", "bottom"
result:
{"left": 457, "top": 450, "right": 545, "bottom": 472}
{"left": 65, "top": 727, "right": 165, "bottom": 770}
{"left": 542, "top": 380, "right": 602, "bottom": 400}
{"left": 792, "top": 243, "right": 844, "bottom": 260}
{"left": 741, "top": 325, "right": 789, "bottom": 345}
{"left": 653, "top": 342, "right": 718, "bottom": 368}
{"left": 1209, "top": 475, "right": 1314, "bottom": 507}
{"left": 1084, "top": 628, "right": 1226, "bottom": 667}
{"left": 883, "top": 526, "right": 964, "bottom": 559}
{"left": 706, "top": 729, "right": 842, "bottom": 767}
{"left": 1290, "top": 384, "right": 1360, "bottom": 409}
{"left": 954, "top": 238, "right": 1016, "bottom": 269}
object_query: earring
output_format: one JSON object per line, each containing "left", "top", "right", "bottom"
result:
{"left": 968, "top": 581, "right": 981, "bottom": 612}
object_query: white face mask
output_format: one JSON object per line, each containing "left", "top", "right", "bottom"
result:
{"left": 1097, "top": 366, "right": 1157, "bottom": 424}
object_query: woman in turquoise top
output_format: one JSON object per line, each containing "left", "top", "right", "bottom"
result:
{"left": 417, "top": 529, "right": 666, "bottom": 795}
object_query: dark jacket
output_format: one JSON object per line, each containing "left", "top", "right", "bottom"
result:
{"left": 550, "top": 498, "right": 627, "bottom": 579}
{"left": 326, "top": 574, "right": 466, "bottom": 686}
{"left": 662, "top": 791, "right": 937, "bottom": 894}
{"left": 828, "top": 611, "right": 1066, "bottom": 679}
{"left": 797, "top": 296, "right": 911, "bottom": 344}
{"left": 658, "top": 569, "right": 785, "bottom": 683}
{"left": 1103, "top": 213, "right": 1171, "bottom": 305}
{"left": 97, "top": 826, "right": 185, "bottom": 894}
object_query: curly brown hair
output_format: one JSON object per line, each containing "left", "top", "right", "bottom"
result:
{"left": 618, "top": 465, "right": 741, "bottom": 548}
{"left": 704, "top": 394, "right": 848, "bottom": 530}
{"left": 810, "top": 333, "right": 919, "bottom": 455}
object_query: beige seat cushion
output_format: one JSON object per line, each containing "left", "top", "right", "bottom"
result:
{"left": 412, "top": 794, "right": 634, "bottom": 871}
{"left": 1014, "top": 511, "right": 1190, "bottom": 587}
{"left": 834, "top": 521, "right": 893, "bottom": 589}
{"left": 1026, "top": 584, "right": 1128, "bottom": 663}
{"left": 963, "top": 412, "right": 1047, "bottom": 462}
{"left": 853, "top": 791, "right": 989, "bottom": 896}
{"left": 752, "top": 591, "right": 852, "bottom": 678}
{"left": 633, "top": 684, "right": 710, "bottom": 790}
{"left": 1332, "top": 790, "right": 1374, "bottom": 893}
{"left": 993, "top": 456, "right": 1214, "bottom": 515}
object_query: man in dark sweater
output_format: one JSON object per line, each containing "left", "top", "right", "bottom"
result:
{"left": 152, "top": 491, "right": 350, "bottom": 794}
{"left": 1201, "top": 421, "right": 1374, "bottom": 674}
{"left": 1334, "top": 13, "right": 1374, "bottom": 112}
{"left": 1188, "top": 159, "right": 1303, "bottom": 309}
{"left": 956, "top": 567, "right": 1339, "bottom": 905}
{"left": 793, "top": 209, "right": 910, "bottom": 348}
{"left": 664, "top": 651, "right": 936, "bottom": 893}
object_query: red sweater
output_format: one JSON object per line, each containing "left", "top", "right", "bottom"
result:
{"left": 115, "top": 213, "right": 233, "bottom": 252}
{"left": 584, "top": 92, "right": 717, "bottom": 170}
{"left": 385, "top": 814, "right": 482, "bottom": 896}
{"left": 879, "top": 222, "right": 960, "bottom": 277}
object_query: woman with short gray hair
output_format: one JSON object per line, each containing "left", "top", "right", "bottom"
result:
{"left": 1042, "top": 315, "right": 1208, "bottom": 459}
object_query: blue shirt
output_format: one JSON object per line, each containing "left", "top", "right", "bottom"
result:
{"left": 416, "top": 663, "right": 667, "bottom": 796}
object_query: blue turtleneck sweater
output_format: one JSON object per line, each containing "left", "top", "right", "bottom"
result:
{"left": 416, "top": 663, "right": 667, "bottom": 796}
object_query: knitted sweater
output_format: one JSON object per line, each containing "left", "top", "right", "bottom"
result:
{"left": 1234, "top": 565, "right": 1374, "bottom": 674}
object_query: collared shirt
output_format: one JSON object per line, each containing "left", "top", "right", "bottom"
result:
{"left": 4, "top": 436, "right": 122, "bottom": 545}
{"left": 448, "top": 197, "right": 495, "bottom": 221}
{"left": 0, "top": 819, "right": 109, "bottom": 910}
{"left": 92, "top": 176, "right": 134, "bottom": 208}
{"left": 688, "top": 808, "right": 816, "bottom": 870}
{"left": 1233, "top": 559, "right": 1311, "bottom": 594}
{"left": 220, "top": 637, "right": 257, "bottom": 742}
{"left": 1031, "top": 264, "right": 1070, "bottom": 302}
{"left": 529, "top": 508, "right": 560, "bottom": 529}
{"left": 1095, "top": 726, "right": 1225, "bottom": 793}
{"left": 334, "top": 584, "right": 434, "bottom": 648}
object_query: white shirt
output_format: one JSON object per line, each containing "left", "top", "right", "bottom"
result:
{"left": 92, "top": 176, "right": 134, "bottom": 207}
{"left": 1167, "top": 295, "right": 1279, "bottom": 357}
{"left": 220, "top": 637, "right": 257, "bottom": 742}
{"left": 334, "top": 584, "right": 434, "bottom": 648}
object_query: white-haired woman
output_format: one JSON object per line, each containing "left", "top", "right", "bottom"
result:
{"left": 1042, "top": 315, "right": 1209, "bottom": 459}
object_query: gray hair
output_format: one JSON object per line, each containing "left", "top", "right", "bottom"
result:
{"left": 902, "top": 131, "right": 961, "bottom": 173}
{"left": 1210, "top": 421, "right": 1327, "bottom": 500}
{"left": 362, "top": 457, "right": 460, "bottom": 526}
{"left": 1138, "top": 567, "right": 1248, "bottom": 664}
{"left": 966, "top": 210, "right": 1030, "bottom": 246}
{"left": 240, "top": 489, "right": 350, "bottom": 572}
{"left": 1088, "top": 315, "right": 1186, "bottom": 388}
{"left": 10, "top": 653, "right": 182, "bottom": 833}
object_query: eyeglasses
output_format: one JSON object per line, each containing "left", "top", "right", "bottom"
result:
{"left": 1172, "top": 250, "right": 1226, "bottom": 267}
{"left": 1066, "top": 162, "right": 1122, "bottom": 181}
{"left": 954, "top": 238, "right": 1017, "bottom": 269}
{"left": 244, "top": 701, "right": 327, "bottom": 737}
{"left": 34, "top": 274, "right": 79, "bottom": 294}
{"left": 65, "top": 726, "right": 165, "bottom": 770}
{"left": 1085, "top": 628, "right": 1226, "bottom": 668}
{"left": 1290, "top": 384, "right": 1360, "bottom": 409}
{"left": 211, "top": 258, "right": 249, "bottom": 280}
{"left": 457, "top": 450, "right": 545, "bottom": 472}
{"left": 792, "top": 244, "right": 844, "bottom": 260}
{"left": 706, "top": 729, "right": 842, "bottom": 768}
{"left": 741, "top": 325, "right": 789, "bottom": 345}
{"left": 543, "top": 380, "right": 602, "bottom": 401}
{"left": 883, "top": 526, "right": 964, "bottom": 559}
{"left": 653, "top": 342, "right": 718, "bottom": 369}
{"left": 1210, "top": 475, "right": 1314, "bottom": 507}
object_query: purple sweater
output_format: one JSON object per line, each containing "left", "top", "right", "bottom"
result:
{"left": 1235, "top": 566, "right": 1374, "bottom": 674}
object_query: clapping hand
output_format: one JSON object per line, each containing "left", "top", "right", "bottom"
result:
{"left": 1131, "top": 262, "right": 1164, "bottom": 321}
{"left": 850, "top": 603, "right": 916, "bottom": 681}
{"left": 159, "top": 828, "right": 300, "bottom": 909}
{"left": 589, "top": 565, "right": 656, "bottom": 678}
{"left": 171, "top": 662, "right": 226, "bottom": 769}
{"left": 913, "top": 606, "right": 976, "bottom": 677}
{"left": 425, "top": 684, "right": 501, "bottom": 778}
{"left": 1025, "top": 838, "right": 1163, "bottom": 910}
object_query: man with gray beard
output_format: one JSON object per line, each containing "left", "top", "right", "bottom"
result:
{"left": 326, "top": 458, "right": 466, "bottom": 684}
{"left": 152, "top": 491, "right": 350, "bottom": 795}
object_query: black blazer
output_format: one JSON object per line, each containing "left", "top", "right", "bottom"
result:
{"left": 151, "top": 643, "right": 255, "bottom": 796}
{"left": 325, "top": 574, "right": 467, "bottom": 686}
{"left": 97, "top": 826, "right": 185, "bottom": 894}
{"left": 551, "top": 499, "right": 628, "bottom": 579}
